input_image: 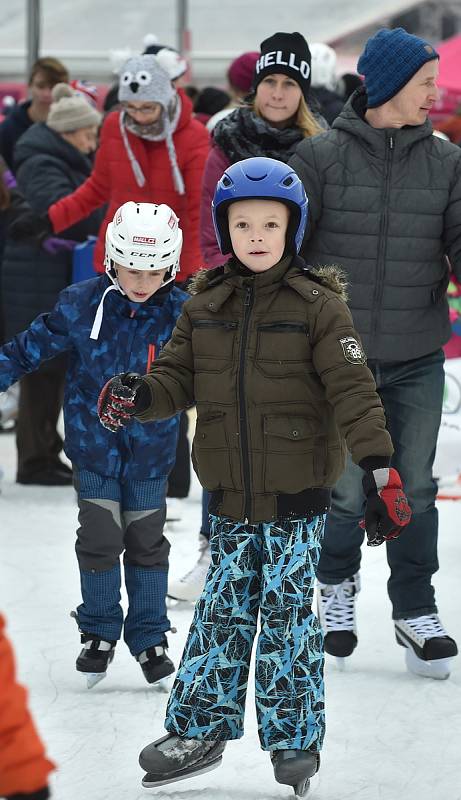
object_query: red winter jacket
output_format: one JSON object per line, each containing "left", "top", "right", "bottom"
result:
{"left": 0, "top": 614, "right": 55, "bottom": 797}
{"left": 48, "top": 90, "right": 210, "bottom": 280}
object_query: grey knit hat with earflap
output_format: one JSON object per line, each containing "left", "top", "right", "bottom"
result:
{"left": 47, "top": 83, "right": 101, "bottom": 132}
{"left": 118, "top": 54, "right": 185, "bottom": 194}
{"left": 118, "top": 54, "right": 175, "bottom": 105}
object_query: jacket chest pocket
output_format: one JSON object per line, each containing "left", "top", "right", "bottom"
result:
{"left": 256, "top": 322, "right": 311, "bottom": 377}
{"left": 192, "top": 319, "right": 237, "bottom": 373}
{"left": 263, "top": 414, "right": 325, "bottom": 493}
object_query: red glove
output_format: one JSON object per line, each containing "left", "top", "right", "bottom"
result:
{"left": 97, "top": 373, "right": 143, "bottom": 433}
{"left": 361, "top": 467, "right": 412, "bottom": 546}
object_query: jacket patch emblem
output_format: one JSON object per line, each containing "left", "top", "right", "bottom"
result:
{"left": 339, "top": 336, "right": 366, "bottom": 364}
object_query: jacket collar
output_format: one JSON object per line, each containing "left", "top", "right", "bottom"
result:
{"left": 333, "top": 86, "right": 433, "bottom": 157}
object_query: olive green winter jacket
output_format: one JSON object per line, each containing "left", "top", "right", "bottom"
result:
{"left": 137, "top": 255, "right": 393, "bottom": 523}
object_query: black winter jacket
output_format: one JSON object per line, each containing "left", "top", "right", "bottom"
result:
{"left": 290, "top": 88, "right": 461, "bottom": 361}
{"left": 1, "top": 123, "right": 103, "bottom": 339}
{"left": 0, "top": 101, "right": 33, "bottom": 172}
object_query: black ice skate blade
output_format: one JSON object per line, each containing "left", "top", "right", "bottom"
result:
{"left": 142, "top": 755, "right": 223, "bottom": 788}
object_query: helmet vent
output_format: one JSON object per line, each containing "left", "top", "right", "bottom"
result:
{"left": 115, "top": 247, "right": 124, "bottom": 255}
{"left": 283, "top": 176, "right": 294, "bottom": 186}
{"left": 117, "top": 234, "right": 125, "bottom": 240}
{"left": 162, "top": 251, "right": 172, "bottom": 258}
{"left": 247, "top": 174, "right": 266, "bottom": 181}
{"left": 222, "top": 176, "right": 232, "bottom": 187}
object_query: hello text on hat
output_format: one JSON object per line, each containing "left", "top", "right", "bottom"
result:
{"left": 253, "top": 32, "right": 312, "bottom": 100}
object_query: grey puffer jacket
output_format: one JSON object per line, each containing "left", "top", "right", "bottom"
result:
{"left": 289, "top": 88, "right": 461, "bottom": 361}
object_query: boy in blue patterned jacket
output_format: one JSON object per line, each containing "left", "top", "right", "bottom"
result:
{"left": 0, "top": 201, "right": 188, "bottom": 688}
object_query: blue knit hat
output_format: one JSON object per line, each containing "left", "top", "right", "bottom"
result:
{"left": 357, "top": 28, "right": 439, "bottom": 108}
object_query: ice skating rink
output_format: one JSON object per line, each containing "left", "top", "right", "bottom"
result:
{"left": 1, "top": 429, "right": 460, "bottom": 800}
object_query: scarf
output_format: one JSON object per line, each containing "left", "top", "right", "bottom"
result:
{"left": 119, "top": 94, "right": 185, "bottom": 194}
{"left": 213, "top": 106, "right": 305, "bottom": 164}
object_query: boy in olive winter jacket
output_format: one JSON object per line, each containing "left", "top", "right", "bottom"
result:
{"left": 98, "top": 158, "right": 411, "bottom": 795}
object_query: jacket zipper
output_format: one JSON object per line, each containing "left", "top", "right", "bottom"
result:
{"left": 371, "top": 133, "right": 394, "bottom": 341}
{"left": 257, "top": 322, "right": 308, "bottom": 333}
{"left": 192, "top": 320, "right": 238, "bottom": 330}
{"left": 238, "top": 286, "right": 254, "bottom": 522}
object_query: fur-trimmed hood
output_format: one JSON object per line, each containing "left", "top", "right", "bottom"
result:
{"left": 188, "top": 258, "right": 348, "bottom": 302}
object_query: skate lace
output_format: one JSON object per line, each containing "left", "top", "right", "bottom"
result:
{"left": 403, "top": 614, "right": 447, "bottom": 639}
{"left": 319, "top": 580, "right": 357, "bottom": 632}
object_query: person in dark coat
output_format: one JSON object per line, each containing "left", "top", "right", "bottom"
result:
{"left": 0, "top": 57, "right": 69, "bottom": 173}
{"left": 290, "top": 27, "right": 460, "bottom": 679}
{"left": 1, "top": 82, "right": 102, "bottom": 485}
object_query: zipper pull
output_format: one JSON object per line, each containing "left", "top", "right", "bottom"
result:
{"left": 389, "top": 135, "right": 394, "bottom": 150}
{"left": 244, "top": 287, "right": 252, "bottom": 306}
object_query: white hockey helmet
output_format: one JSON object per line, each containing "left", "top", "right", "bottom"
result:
{"left": 104, "top": 201, "right": 183, "bottom": 289}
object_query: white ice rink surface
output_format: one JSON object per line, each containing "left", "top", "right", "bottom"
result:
{"left": 1, "top": 429, "right": 461, "bottom": 800}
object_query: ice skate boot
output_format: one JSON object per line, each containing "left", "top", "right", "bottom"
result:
{"left": 139, "top": 733, "right": 226, "bottom": 788}
{"left": 136, "top": 640, "right": 175, "bottom": 691}
{"left": 168, "top": 534, "right": 211, "bottom": 603}
{"left": 271, "top": 750, "right": 320, "bottom": 798}
{"left": 395, "top": 614, "right": 458, "bottom": 680}
{"left": 76, "top": 633, "right": 116, "bottom": 688}
{"left": 317, "top": 572, "right": 360, "bottom": 667}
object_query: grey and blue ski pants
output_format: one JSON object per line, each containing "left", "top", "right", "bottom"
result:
{"left": 73, "top": 469, "right": 170, "bottom": 655}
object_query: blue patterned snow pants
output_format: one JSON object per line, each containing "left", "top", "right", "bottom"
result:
{"left": 165, "top": 514, "right": 326, "bottom": 752}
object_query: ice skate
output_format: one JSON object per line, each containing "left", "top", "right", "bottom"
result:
{"left": 395, "top": 614, "right": 458, "bottom": 680}
{"left": 168, "top": 534, "right": 211, "bottom": 603}
{"left": 317, "top": 572, "right": 360, "bottom": 667}
{"left": 136, "top": 641, "right": 175, "bottom": 691}
{"left": 139, "top": 733, "right": 226, "bottom": 788}
{"left": 76, "top": 634, "right": 116, "bottom": 688}
{"left": 271, "top": 750, "right": 320, "bottom": 798}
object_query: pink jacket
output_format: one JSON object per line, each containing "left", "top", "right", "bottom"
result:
{"left": 199, "top": 144, "right": 230, "bottom": 267}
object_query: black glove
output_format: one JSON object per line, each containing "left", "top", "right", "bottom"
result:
{"left": 8, "top": 210, "right": 53, "bottom": 244}
{"left": 6, "top": 787, "right": 50, "bottom": 800}
{"left": 97, "top": 373, "right": 150, "bottom": 433}
{"left": 361, "top": 467, "right": 412, "bottom": 546}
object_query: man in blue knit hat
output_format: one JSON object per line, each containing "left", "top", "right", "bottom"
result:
{"left": 290, "top": 27, "right": 460, "bottom": 680}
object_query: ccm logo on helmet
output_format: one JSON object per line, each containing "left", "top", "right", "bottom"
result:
{"left": 133, "top": 236, "right": 156, "bottom": 244}
{"left": 130, "top": 251, "right": 154, "bottom": 257}
{"left": 255, "top": 51, "right": 310, "bottom": 78}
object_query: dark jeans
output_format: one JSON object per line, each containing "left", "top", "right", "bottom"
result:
{"left": 317, "top": 349, "right": 445, "bottom": 619}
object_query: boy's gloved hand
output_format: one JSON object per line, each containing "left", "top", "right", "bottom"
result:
{"left": 361, "top": 467, "right": 411, "bottom": 546}
{"left": 98, "top": 373, "right": 149, "bottom": 433}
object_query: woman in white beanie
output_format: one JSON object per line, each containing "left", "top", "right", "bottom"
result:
{"left": 1, "top": 82, "right": 103, "bottom": 485}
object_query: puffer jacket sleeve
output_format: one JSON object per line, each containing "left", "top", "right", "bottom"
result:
{"left": 309, "top": 292, "right": 394, "bottom": 464}
{"left": 136, "top": 306, "right": 195, "bottom": 422}
{"left": 289, "top": 137, "right": 325, "bottom": 242}
{"left": 0, "top": 614, "right": 54, "bottom": 798}
{"left": 48, "top": 117, "right": 112, "bottom": 234}
{"left": 179, "top": 122, "right": 210, "bottom": 277}
{"left": 0, "top": 290, "right": 73, "bottom": 390}
{"left": 443, "top": 154, "right": 461, "bottom": 280}
{"left": 199, "top": 145, "right": 230, "bottom": 267}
